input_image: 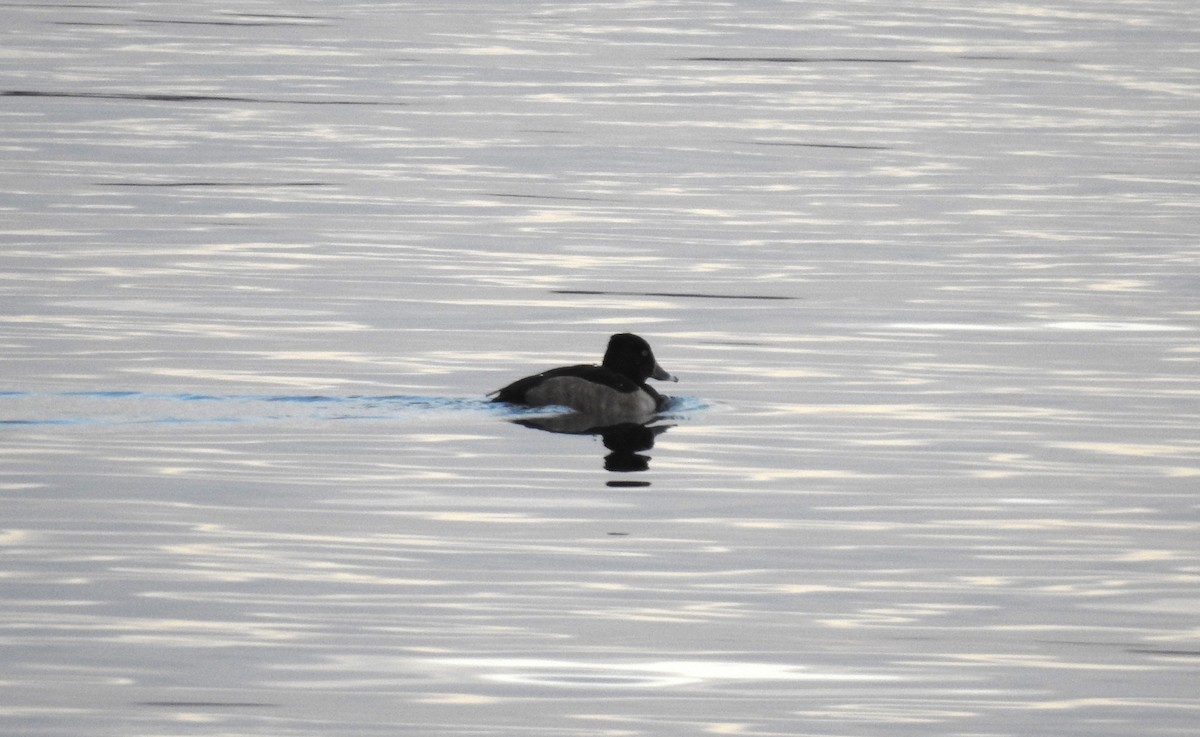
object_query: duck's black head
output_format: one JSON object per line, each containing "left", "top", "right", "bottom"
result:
{"left": 601, "top": 333, "right": 677, "bottom": 385}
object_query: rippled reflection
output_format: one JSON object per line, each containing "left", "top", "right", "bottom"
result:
{"left": 3, "top": 0, "right": 1199, "bottom": 735}
{"left": 513, "top": 414, "right": 673, "bottom": 478}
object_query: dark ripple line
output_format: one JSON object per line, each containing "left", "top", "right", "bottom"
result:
{"left": 98, "top": 181, "right": 333, "bottom": 188}
{"left": 229, "top": 13, "right": 340, "bottom": 20}
{"left": 138, "top": 702, "right": 279, "bottom": 708}
{"left": 683, "top": 56, "right": 919, "bottom": 63}
{"left": 1, "top": 418, "right": 98, "bottom": 427}
{"left": 553, "top": 289, "right": 796, "bottom": 301}
{"left": 3, "top": 90, "right": 397, "bottom": 106}
{"left": 1128, "top": 648, "right": 1200, "bottom": 658}
{"left": 136, "top": 18, "right": 326, "bottom": 27}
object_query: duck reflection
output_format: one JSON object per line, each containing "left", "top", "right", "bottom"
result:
{"left": 512, "top": 413, "right": 672, "bottom": 481}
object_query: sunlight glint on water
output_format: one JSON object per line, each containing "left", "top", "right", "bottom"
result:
{"left": 1, "top": 1, "right": 1198, "bottom": 736}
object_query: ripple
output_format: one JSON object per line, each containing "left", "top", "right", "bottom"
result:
{"left": 0, "top": 391, "right": 498, "bottom": 427}
{"left": 427, "top": 658, "right": 903, "bottom": 689}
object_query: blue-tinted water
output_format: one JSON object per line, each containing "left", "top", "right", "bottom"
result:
{"left": 2, "top": 1, "right": 1198, "bottom": 735}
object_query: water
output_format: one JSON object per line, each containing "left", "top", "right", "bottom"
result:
{"left": 2, "top": 1, "right": 1198, "bottom": 735}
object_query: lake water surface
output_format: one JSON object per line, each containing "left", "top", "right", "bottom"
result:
{"left": 2, "top": 1, "right": 1198, "bottom": 735}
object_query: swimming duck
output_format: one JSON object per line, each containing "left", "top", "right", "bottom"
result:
{"left": 491, "top": 333, "right": 677, "bottom": 417}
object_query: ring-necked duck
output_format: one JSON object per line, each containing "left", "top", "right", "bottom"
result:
{"left": 491, "top": 333, "right": 678, "bottom": 417}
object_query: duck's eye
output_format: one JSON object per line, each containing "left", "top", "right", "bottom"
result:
{"left": 641, "top": 350, "right": 648, "bottom": 356}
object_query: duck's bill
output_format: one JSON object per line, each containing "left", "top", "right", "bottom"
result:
{"left": 651, "top": 363, "right": 678, "bottom": 382}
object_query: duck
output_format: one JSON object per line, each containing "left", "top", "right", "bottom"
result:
{"left": 490, "top": 333, "right": 678, "bottom": 418}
